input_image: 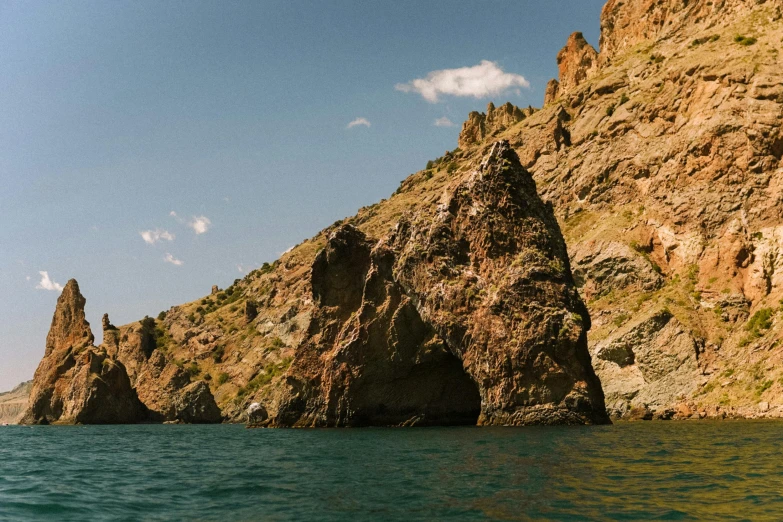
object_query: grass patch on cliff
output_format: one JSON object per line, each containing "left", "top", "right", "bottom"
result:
{"left": 236, "top": 357, "right": 293, "bottom": 401}
{"left": 739, "top": 308, "right": 774, "bottom": 347}
{"left": 734, "top": 35, "right": 757, "bottom": 46}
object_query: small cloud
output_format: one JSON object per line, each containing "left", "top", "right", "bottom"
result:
{"left": 347, "top": 117, "right": 371, "bottom": 129}
{"left": 188, "top": 216, "right": 211, "bottom": 235}
{"left": 35, "top": 271, "right": 63, "bottom": 292}
{"left": 395, "top": 60, "right": 530, "bottom": 103}
{"left": 26, "top": 275, "right": 31, "bottom": 281}
{"left": 223, "top": 196, "right": 230, "bottom": 203}
{"left": 434, "top": 117, "right": 456, "bottom": 127}
{"left": 170, "top": 211, "right": 178, "bottom": 217}
{"left": 140, "top": 228, "right": 175, "bottom": 245}
{"left": 164, "top": 253, "right": 183, "bottom": 266}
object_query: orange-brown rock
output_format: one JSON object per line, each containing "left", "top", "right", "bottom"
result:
{"left": 458, "top": 102, "right": 532, "bottom": 149}
{"left": 544, "top": 79, "right": 560, "bottom": 105}
{"left": 556, "top": 32, "right": 598, "bottom": 94}
{"left": 21, "top": 280, "right": 146, "bottom": 424}
{"left": 21, "top": 281, "right": 221, "bottom": 424}
{"left": 268, "top": 142, "right": 608, "bottom": 427}
{"left": 458, "top": 0, "right": 783, "bottom": 419}
{"left": 598, "top": 0, "right": 774, "bottom": 64}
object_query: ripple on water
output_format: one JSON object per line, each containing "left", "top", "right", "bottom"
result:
{"left": 2, "top": 422, "right": 783, "bottom": 520}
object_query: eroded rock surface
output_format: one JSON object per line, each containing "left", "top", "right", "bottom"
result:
{"left": 458, "top": 102, "right": 533, "bottom": 149}
{"left": 0, "top": 381, "right": 32, "bottom": 424}
{"left": 21, "top": 280, "right": 146, "bottom": 425}
{"left": 557, "top": 32, "right": 599, "bottom": 95}
{"left": 467, "top": 0, "right": 783, "bottom": 418}
{"left": 268, "top": 142, "right": 608, "bottom": 427}
{"left": 21, "top": 280, "right": 220, "bottom": 424}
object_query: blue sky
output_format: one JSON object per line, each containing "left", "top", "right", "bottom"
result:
{"left": 0, "top": 0, "right": 604, "bottom": 391}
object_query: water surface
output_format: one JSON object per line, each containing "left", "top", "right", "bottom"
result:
{"left": 1, "top": 421, "right": 782, "bottom": 520}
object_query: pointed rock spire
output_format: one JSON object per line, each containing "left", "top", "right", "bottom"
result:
{"left": 44, "top": 279, "right": 94, "bottom": 356}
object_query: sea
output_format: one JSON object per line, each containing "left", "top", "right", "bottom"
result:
{"left": 1, "top": 421, "right": 782, "bottom": 521}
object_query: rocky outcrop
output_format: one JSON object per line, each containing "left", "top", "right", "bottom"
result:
{"left": 592, "top": 310, "right": 702, "bottom": 418}
{"left": 459, "top": 0, "right": 783, "bottom": 418}
{"left": 458, "top": 102, "right": 532, "bottom": 149}
{"left": 556, "top": 32, "right": 599, "bottom": 94}
{"left": 0, "top": 381, "right": 31, "bottom": 424}
{"left": 21, "top": 280, "right": 147, "bottom": 424}
{"left": 21, "top": 280, "right": 221, "bottom": 424}
{"left": 544, "top": 79, "right": 560, "bottom": 106}
{"left": 598, "top": 0, "right": 777, "bottom": 64}
{"left": 571, "top": 240, "right": 664, "bottom": 301}
{"left": 267, "top": 142, "right": 608, "bottom": 427}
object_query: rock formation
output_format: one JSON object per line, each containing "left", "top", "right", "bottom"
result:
{"left": 475, "top": 0, "right": 783, "bottom": 419}
{"left": 22, "top": 137, "right": 609, "bottom": 426}
{"left": 268, "top": 142, "right": 607, "bottom": 426}
{"left": 0, "top": 381, "right": 32, "bottom": 424}
{"left": 458, "top": 102, "right": 533, "bottom": 149}
{"left": 21, "top": 280, "right": 221, "bottom": 424}
{"left": 21, "top": 280, "right": 146, "bottom": 424}
{"left": 26, "top": 0, "right": 783, "bottom": 424}
{"left": 556, "top": 32, "right": 599, "bottom": 95}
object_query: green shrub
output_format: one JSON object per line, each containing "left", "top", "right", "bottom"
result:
{"left": 140, "top": 316, "right": 156, "bottom": 330}
{"left": 734, "top": 35, "right": 757, "bottom": 46}
{"left": 186, "top": 362, "right": 201, "bottom": 377}
{"left": 619, "top": 94, "right": 629, "bottom": 105}
{"left": 606, "top": 105, "right": 616, "bottom": 117}
{"left": 746, "top": 308, "right": 774, "bottom": 334}
{"left": 649, "top": 54, "right": 665, "bottom": 64}
{"left": 756, "top": 380, "right": 774, "bottom": 396}
{"left": 613, "top": 312, "right": 630, "bottom": 327}
{"left": 426, "top": 160, "right": 434, "bottom": 170}
{"left": 691, "top": 35, "right": 720, "bottom": 47}
{"left": 213, "top": 345, "right": 225, "bottom": 363}
{"left": 157, "top": 311, "right": 167, "bottom": 321}
{"left": 217, "top": 372, "right": 229, "bottom": 385}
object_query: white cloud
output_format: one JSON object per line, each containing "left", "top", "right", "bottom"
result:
{"left": 395, "top": 60, "right": 530, "bottom": 103}
{"left": 347, "top": 117, "right": 371, "bottom": 129}
{"left": 26, "top": 276, "right": 31, "bottom": 281}
{"left": 164, "top": 253, "right": 183, "bottom": 266}
{"left": 140, "top": 228, "right": 175, "bottom": 245}
{"left": 188, "top": 216, "right": 211, "bottom": 235}
{"left": 35, "top": 271, "right": 63, "bottom": 292}
{"left": 434, "top": 117, "right": 456, "bottom": 127}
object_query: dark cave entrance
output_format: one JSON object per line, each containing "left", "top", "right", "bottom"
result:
{"left": 353, "top": 350, "right": 482, "bottom": 427}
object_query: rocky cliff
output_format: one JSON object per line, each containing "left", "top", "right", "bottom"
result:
{"left": 21, "top": 139, "right": 608, "bottom": 426}
{"left": 268, "top": 142, "right": 607, "bottom": 427}
{"left": 23, "top": 0, "right": 780, "bottom": 424}
{"left": 0, "top": 381, "right": 31, "bottom": 424}
{"left": 21, "top": 280, "right": 221, "bottom": 424}
{"left": 458, "top": 0, "right": 783, "bottom": 419}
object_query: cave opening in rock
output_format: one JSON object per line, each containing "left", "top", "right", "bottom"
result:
{"left": 350, "top": 350, "right": 482, "bottom": 427}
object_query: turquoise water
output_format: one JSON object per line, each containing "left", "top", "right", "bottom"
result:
{"left": 1, "top": 422, "right": 782, "bottom": 521}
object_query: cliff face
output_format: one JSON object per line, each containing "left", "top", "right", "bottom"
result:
{"left": 479, "top": 0, "right": 783, "bottom": 419}
{"left": 270, "top": 142, "right": 607, "bottom": 427}
{"left": 24, "top": 0, "right": 780, "bottom": 424}
{"left": 22, "top": 139, "right": 608, "bottom": 426}
{"left": 0, "top": 381, "right": 31, "bottom": 424}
